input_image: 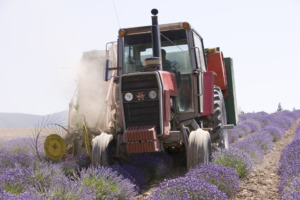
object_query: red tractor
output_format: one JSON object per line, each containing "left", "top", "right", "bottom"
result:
{"left": 92, "top": 9, "right": 238, "bottom": 169}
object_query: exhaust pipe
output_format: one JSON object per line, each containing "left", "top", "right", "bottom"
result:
{"left": 150, "top": 9, "right": 162, "bottom": 70}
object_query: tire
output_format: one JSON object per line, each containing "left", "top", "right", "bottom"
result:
{"left": 187, "top": 129, "right": 212, "bottom": 170}
{"left": 211, "top": 87, "right": 229, "bottom": 149}
{"left": 92, "top": 132, "right": 115, "bottom": 166}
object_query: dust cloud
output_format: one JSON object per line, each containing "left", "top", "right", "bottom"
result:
{"left": 72, "top": 50, "right": 113, "bottom": 130}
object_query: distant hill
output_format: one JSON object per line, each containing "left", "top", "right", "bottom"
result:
{"left": 0, "top": 111, "right": 68, "bottom": 128}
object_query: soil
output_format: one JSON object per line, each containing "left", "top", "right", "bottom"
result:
{"left": 0, "top": 128, "right": 36, "bottom": 140}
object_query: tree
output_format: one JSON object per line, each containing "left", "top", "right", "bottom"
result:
{"left": 277, "top": 103, "right": 282, "bottom": 112}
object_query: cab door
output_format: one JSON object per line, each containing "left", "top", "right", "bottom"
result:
{"left": 186, "top": 30, "right": 207, "bottom": 116}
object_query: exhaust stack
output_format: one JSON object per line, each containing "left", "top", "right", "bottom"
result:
{"left": 151, "top": 9, "right": 162, "bottom": 70}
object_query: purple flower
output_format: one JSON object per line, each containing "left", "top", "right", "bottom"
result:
{"left": 278, "top": 139, "right": 300, "bottom": 176}
{"left": 148, "top": 177, "right": 228, "bottom": 200}
{"left": 0, "top": 164, "right": 33, "bottom": 195}
{"left": 277, "top": 122, "right": 300, "bottom": 198}
{"left": 263, "top": 125, "right": 283, "bottom": 142}
{"left": 231, "top": 138, "right": 265, "bottom": 164}
{"left": 110, "top": 152, "right": 172, "bottom": 187}
{"left": 186, "top": 163, "right": 239, "bottom": 198}
{"left": 282, "top": 190, "right": 300, "bottom": 200}
{"left": 212, "top": 147, "right": 253, "bottom": 178}
{"left": 0, "top": 186, "right": 43, "bottom": 200}
{"left": 78, "top": 165, "right": 138, "bottom": 199}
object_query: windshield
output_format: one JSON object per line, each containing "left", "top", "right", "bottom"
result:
{"left": 123, "top": 29, "right": 193, "bottom": 112}
{"left": 123, "top": 29, "right": 191, "bottom": 75}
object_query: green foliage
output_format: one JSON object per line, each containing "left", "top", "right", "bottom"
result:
{"left": 75, "top": 121, "right": 84, "bottom": 130}
{"left": 1, "top": 184, "right": 24, "bottom": 195}
{"left": 277, "top": 103, "right": 283, "bottom": 112}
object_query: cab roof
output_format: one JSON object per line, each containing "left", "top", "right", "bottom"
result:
{"left": 120, "top": 22, "right": 191, "bottom": 35}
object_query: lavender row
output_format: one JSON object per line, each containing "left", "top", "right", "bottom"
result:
{"left": 215, "top": 110, "right": 300, "bottom": 178}
{"left": 277, "top": 123, "right": 300, "bottom": 199}
{"left": 148, "top": 110, "right": 300, "bottom": 199}
{"left": 228, "top": 110, "right": 300, "bottom": 144}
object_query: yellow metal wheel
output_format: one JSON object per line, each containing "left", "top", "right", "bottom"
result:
{"left": 44, "top": 134, "right": 66, "bottom": 161}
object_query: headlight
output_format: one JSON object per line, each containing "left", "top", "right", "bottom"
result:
{"left": 124, "top": 92, "right": 133, "bottom": 101}
{"left": 148, "top": 90, "right": 157, "bottom": 99}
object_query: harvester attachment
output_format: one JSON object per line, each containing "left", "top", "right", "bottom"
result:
{"left": 44, "top": 134, "right": 66, "bottom": 161}
{"left": 83, "top": 123, "right": 92, "bottom": 161}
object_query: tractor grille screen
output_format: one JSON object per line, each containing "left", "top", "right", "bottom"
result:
{"left": 122, "top": 74, "right": 161, "bottom": 133}
{"left": 122, "top": 74, "right": 158, "bottom": 90}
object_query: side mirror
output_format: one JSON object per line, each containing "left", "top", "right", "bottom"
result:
{"left": 104, "top": 60, "right": 113, "bottom": 81}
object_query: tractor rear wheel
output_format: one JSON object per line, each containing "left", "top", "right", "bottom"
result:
{"left": 92, "top": 132, "right": 116, "bottom": 166}
{"left": 187, "top": 129, "right": 212, "bottom": 170}
{"left": 211, "top": 87, "right": 229, "bottom": 149}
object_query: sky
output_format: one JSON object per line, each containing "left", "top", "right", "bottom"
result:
{"left": 0, "top": 0, "right": 300, "bottom": 115}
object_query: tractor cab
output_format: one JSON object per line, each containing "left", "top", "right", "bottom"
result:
{"left": 121, "top": 26, "right": 195, "bottom": 113}
{"left": 105, "top": 19, "right": 208, "bottom": 115}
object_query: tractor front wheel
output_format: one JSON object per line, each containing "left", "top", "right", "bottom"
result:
{"left": 92, "top": 132, "right": 116, "bottom": 166}
{"left": 187, "top": 129, "right": 212, "bottom": 170}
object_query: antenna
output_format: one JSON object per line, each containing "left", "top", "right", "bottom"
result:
{"left": 112, "top": 0, "right": 121, "bottom": 28}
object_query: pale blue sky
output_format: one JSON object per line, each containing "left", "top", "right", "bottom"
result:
{"left": 0, "top": 0, "right": 299, "bottom": 115}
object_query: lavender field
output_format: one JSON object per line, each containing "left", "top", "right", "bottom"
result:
{"left": 0, "top": 110, "right": 300, "bottom": 199}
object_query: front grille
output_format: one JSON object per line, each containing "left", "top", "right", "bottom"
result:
{"left": 124, "top": 101, "right": 160, "bottom": 129}
{"left": 122, "top": 74, "right": 158, "bottom": 90}
{"left": 121, "top": 74, "right": 161, "bottom": 133}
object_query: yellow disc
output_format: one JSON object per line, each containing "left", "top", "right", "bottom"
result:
{"left": 44, "top": 134, "right": 66, "bottom": 161}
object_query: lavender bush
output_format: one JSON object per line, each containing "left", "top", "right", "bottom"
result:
{"left": 212, "top": 147, "right": 253, "bottom": 178}
{"left": 0, "top": 138, "right": 39, "bottom": 168}
{"left": 111, "top": 163, "right": 146, "bottom": 187}
{"left": 278, "top": 137, "right": 300, "bottom": 176}
{"left": 127, "top": 152, "right": 173, "bottom": 181}
{"left": 148, "top": 177, "right": 228, "bottom": 200}
{"left": 248, "top": 131, "right": 273, "bottom": 153}
{"left": 0, "top": 186, "right": 43, "bottom": 200}
{"left": 186, "top": 163, "right": 239, "bottom": 198}
{"left": 38, "top": 174, "right": 94, "bottom": 199}
{"left": 109, "top": 152, "right": 173, "bottom": 187}
{"left": 277, "top": 124, "right": 300, "bottom": 198}
{"left": 0, "top": 164, "right": 33, "bottom": 195}
{"left": 263, "top": 125, "right": 283, "bottom": 142}
{"left": 78, "top": 165, "right": 138, "bottom": 200}
{"left": 231, "top": 138, "right": 265, "bottom": 164}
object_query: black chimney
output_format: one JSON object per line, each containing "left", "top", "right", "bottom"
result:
{"left": 151, "top": 9, "right": 162, "bottom": 70}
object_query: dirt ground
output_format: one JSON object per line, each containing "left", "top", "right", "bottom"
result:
{"left": 0, "top": 128, "right": 37, "bottom": 140}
